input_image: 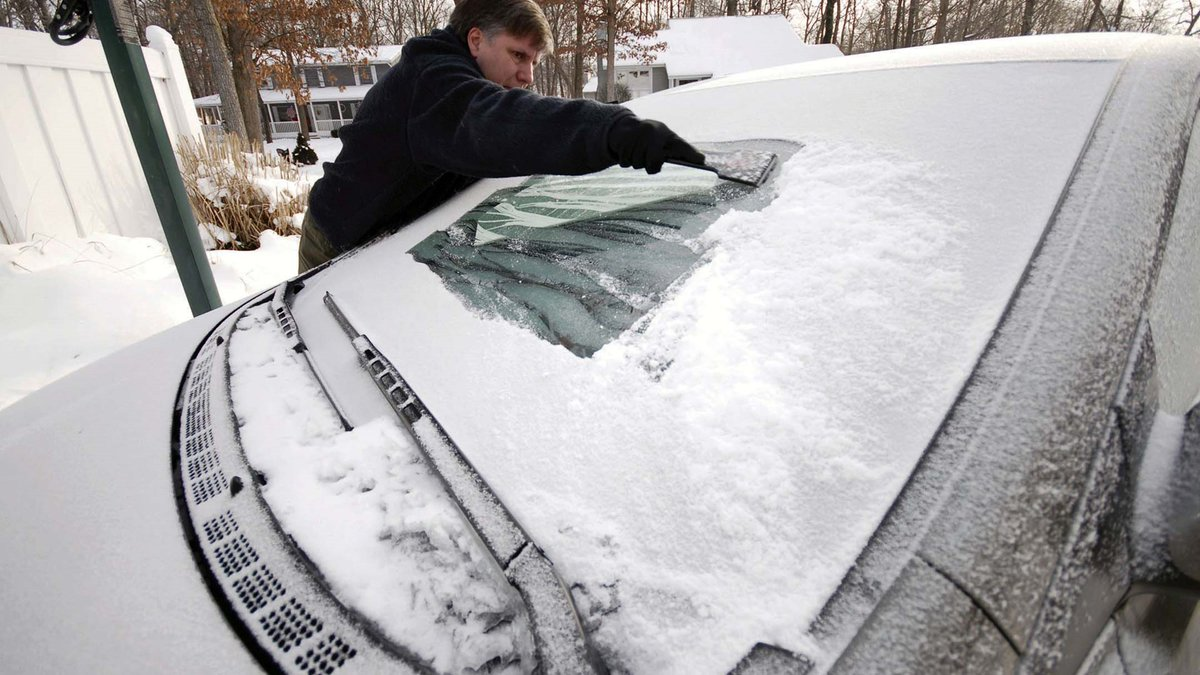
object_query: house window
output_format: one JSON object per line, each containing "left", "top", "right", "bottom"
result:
{"left": 356, "top": 66, "right": 374, "bottom": 85}
{"left": 302, "top": 68, "right": 323, "bottom": 88}
{"left": 326, "top": 65, "right": 355, "bottom": 87}
{"left": 373, "top": 63, "right": 392, "bottom": 80}
{"left": 311, "top": 102, "right": 336, "bottom": 121}
{"left": 338, "top": 100, "right": 360, "bottom": 120}
{"left": 270, "top": 103, "right": 298, "bottom": 123}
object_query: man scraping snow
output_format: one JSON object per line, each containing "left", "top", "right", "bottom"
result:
{"left": 300, "top": 0, "right": 705, "bottom": 271}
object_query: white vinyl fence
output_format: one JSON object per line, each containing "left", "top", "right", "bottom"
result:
{"left": 0, "top": 25, "right": 201, "bottom": 245}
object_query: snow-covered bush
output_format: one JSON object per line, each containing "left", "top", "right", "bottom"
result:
{"left": 177, "top": 134, "right": 315, "bottom": 250}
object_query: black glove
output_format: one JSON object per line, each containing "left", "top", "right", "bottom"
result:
{"left": 607, "top": 117, "right": 705, "bottom": 175}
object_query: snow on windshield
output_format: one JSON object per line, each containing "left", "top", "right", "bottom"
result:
{"left": 227, "top": 304, "right": 535, "bottom": 673}
{"left": 289, "top": 57, "right": 1119, "bottom": 672}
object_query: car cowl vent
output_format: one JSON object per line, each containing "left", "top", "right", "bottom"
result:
{"left": 173, "top": 302, "right": 429, "bottom": 674}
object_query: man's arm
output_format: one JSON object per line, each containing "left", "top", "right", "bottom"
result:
{"left": 408, "top": 56, "right": 696, "bottom": 178}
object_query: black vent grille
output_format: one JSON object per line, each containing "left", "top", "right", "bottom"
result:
{"left": 294, "top": 634, "right": 357, "bottom": 674}
{"left": 185, "top": 387, "right": 211, "bottom": 438}
{"left": 192, "top": 469, "right": 227, "bottom": 504}
{"left": 185, "top": 428, "right": 215, "bottom": 458}
{"left": 202, "top": 512, "right": 239, "bottom": 545}
{"left": 233, "top": 564, "right": 287, "bottom": 613}
{"left": 261, "top": 598, "right": 324, "bottom": 652}
{"left": 187, "top": 451, "right": 218, "bottom": 481}
{"left": 274, "top": 305, "right": 298, "bottom": 340}
{"left": 214, "top": 534, "right": 260, "bottom": 576}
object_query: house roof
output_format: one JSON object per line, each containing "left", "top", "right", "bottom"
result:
{"left": 260, "top": 45, "right": 403, "bottom": 67}
{"left": 195, "top": 84, "right": 377, "bottom": 108}
{"left": 614, "top": 15, "right": 840, "bottom": 79}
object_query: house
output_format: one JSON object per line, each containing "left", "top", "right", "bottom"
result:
{"left": 194, "top": 46, "right": 402, "bottom": 138}
{"left": 586, "top": 15, "right": 842, "bottom": 101}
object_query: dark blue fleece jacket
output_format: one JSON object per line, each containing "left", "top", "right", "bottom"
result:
{"left": 307, "top": 27, "right": 634, "bottom": 251}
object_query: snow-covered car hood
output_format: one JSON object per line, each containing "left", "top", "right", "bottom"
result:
{"left": 0, "top": 300, "right": 259, "bottom": 673}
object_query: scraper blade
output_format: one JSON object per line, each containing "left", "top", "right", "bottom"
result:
{"left": 668, "top": 149, "right": 778, "bottom": 187}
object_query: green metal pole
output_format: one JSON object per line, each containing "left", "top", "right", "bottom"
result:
{"left": 91, "top": 0, "right": 222, "bottom": 315}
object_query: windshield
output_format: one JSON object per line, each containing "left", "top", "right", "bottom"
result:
{"left": 409, "top": 141, "right": 793, "bottom": 356}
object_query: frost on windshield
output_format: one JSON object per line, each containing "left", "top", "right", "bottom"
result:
{"left": 409, "top": 142, "right": 794, "bottom": 357}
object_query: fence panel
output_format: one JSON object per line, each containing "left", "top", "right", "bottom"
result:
{"left": 0, "top": 26, "right": 201, "bottom": 244}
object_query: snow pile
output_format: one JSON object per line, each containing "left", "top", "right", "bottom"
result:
{"left": 550, "top": 144, "right": 970, "bottom": 671}
{"left": 0, "top": 231, "right": 299, "bottom": 411}
{"left": 227, "top": 305, "right": 535, "bottom": 673}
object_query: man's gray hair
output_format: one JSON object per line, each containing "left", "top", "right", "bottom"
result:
{"left": 449, "top": 0, "right": 554, "bottom": 54}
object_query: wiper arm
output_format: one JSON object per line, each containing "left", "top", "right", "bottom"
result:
{"left": 323, "top": 292, "right": 604, "bottom": 675}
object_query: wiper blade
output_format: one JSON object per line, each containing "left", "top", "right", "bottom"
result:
{"left": 323, "top": 292, "right": 604, "bottom": 675}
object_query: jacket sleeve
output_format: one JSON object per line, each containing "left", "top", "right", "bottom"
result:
{"left": 408, "top": 55, "right": 634, "bottom": 178}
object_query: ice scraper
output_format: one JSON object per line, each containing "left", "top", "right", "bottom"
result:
{"left": 668, "top": 148, "right": 778, "bottom": 187}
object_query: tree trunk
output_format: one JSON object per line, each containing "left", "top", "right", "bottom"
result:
{"left": 573, "top": 0, "right": 584, "bottom": 98}
{"left": 1113, "top": 0, "right": 1124, "bottom": 29}
{"left": 820, "top": 0, "right": 837, "bottom": 43}
{"left": 258, "top": 90, "right": 272, "bottom": 143}
{"left": 962, "top": 0, "right": 975, "bottom": 39}
{"left": 605, "top": 15, "right": 616, "bottom": 102}
{"left": 1020, "top": 0, "right": 1036, "bottom": 35}
{"left": 892, "top": 0, "right": 904, "bottom": 48}
{"left": 905, "top": 0, "right": 918, "bottom": 46}
{"left": 1086, "top": 0, "right": 1108, "bottom": 31}
{"left": 726, "top": 0, "right": 737, "bottom": 16}
{"left": 933, "top": 0, "right": 949, "bottom": 42}
{"left": 225, "top": 22, "right": 263, "bottom": 146}
{"left": 877, "top": 0, "right": 890, "bottom": 51}
{"left": 192, "top": 0, "right": 247, "bottom": 139}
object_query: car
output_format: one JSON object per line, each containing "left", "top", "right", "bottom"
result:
{"left": 2, "top": 31, "right": 1199, "bottom": 675}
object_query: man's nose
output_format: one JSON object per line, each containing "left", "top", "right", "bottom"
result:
{"left": 517, "top": 63, "right": 533, "bottom": 85}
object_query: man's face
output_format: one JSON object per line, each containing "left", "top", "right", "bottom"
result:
{"left": 467, "top": 27, "right": 541, "bottom": 89}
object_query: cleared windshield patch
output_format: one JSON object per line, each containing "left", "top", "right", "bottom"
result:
{"left": 410, "top": 141, "right": 795, "bottom": 357}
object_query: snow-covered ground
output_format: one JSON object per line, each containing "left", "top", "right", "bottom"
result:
{"left": 0, "top": 137, "right": 341, "bottom": 412}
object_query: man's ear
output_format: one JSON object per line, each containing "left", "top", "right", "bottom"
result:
{"left": 467, "top": 27, "right": 483, "bottom": 57}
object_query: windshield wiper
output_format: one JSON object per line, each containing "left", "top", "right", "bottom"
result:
{"left": 323, "top": 292, "right": 604, "bottom": 675}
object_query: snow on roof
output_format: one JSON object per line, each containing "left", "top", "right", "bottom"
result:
{"left": 260, "top": 45, "right": 403, "bottom": 67}
{"left": 195, "top": 84, "right": 377, "bottom": 107}
{"left": 615, "top": 15, "right": 840, "bottom": 78}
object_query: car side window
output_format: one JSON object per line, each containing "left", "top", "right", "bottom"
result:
{"left": 1149, "top": 114, "right": 1200, "bottom": 415}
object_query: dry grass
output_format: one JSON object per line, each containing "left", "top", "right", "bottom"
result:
{"left": 177, "top": 134, "right": 310, "bottom": 250}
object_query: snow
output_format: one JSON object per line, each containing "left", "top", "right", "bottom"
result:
{"left": 593, "top": 15, "right": 840, "bottom": 95}
{"left": 288, "top": 51, "right": 1124, "bottom": 672}
{"left": 651, "top": 16, "right": 841, "bottom": 78}
{"left": 0, "top": 231, "right": 299, "bottom": 410}
{"left": 0, "top": 137, "right": 342, "bottom": 412}
{"left": 227, "top": 304, "right": 534, "bottom": 673}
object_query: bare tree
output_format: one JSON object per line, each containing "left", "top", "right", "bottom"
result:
{"left": 192, "top": 0, "right": 247, "bottom": 139}
{"left": 0, "top": 0, "right": 54, "bottom": 29}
